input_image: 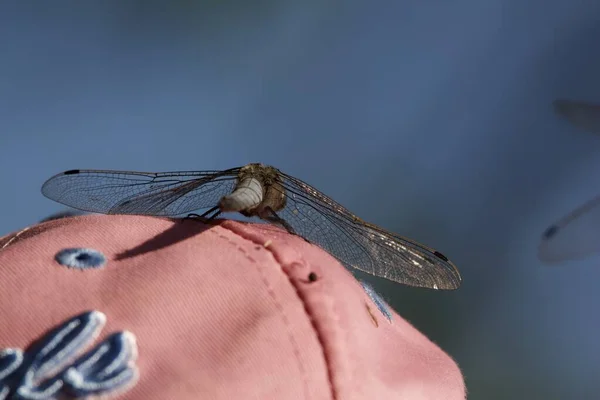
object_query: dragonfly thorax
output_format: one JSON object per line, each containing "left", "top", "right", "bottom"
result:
{"left": 219, "top": 164, "right": 287, "bottom": 216}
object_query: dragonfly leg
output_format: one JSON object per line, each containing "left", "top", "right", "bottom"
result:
{"left": 184, "top": 206, "right": 221, "bottom": 221}
{"left": 262, "top": 207, "right": 301, "bottom": 237}
{"left": 202, "top": 205, "right": 222, "bottom": 220}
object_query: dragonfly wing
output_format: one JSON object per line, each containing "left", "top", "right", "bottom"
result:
{"left": 277, "top": 172, "right": 462, "bottom": 289}
{"left": 539, "top": 195, "right": 600, "bottom": 263}
{"left": 41, "top": 169, "right": 240, "bottom": 216}
{"left": 553, "top": 99, "right": 600, "bottom": 134}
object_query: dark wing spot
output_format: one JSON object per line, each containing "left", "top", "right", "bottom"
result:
{"left": 542, "top": 225, "right": 559, "bottom": 240}
{"left": 64, "top": 169, "right": 81, "bottom": 175}
{"left": 433, "top": 250, "right": 449, "bottom": 262}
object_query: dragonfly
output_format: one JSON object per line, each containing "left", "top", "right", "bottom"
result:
{"left": 539, "top": 196, "right": 600, "bottom": 263}
{"left": 553, "top": 99, "right": 600, "bottom": 134}
{"left": 538, "top": 99, "right": 600, "bottom": 263}
{"left": 41, "top": 163, "right": 462, "bottom": 290}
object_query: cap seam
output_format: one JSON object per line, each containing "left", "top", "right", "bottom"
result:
{"left": 217, "top": 224, "right": 338, "bottom": 400}
{"left": 209, "top": 227, "right": 315, "bottom": 400}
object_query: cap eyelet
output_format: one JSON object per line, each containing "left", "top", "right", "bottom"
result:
{"left": 55, "top": 248, "right": 106, "bottom": 270}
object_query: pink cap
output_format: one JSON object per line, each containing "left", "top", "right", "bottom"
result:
{"left": 0, "top": 215, "right": 465, "bottom": 399}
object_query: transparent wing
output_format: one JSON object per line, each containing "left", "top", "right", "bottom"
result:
{"left": 41, "top": 166, "right": 462, "bottom": 289}
{"left": 553, "top": 99, "right": 600, "bottom": 134}
{"left": 41, "top": 168, "right": 241, "bottom": 216}
{"left": 276, "top": 172, "right": 462, "bottom": 290}
{"left": 539, "top": 195, "right": 600, "bottom": 263}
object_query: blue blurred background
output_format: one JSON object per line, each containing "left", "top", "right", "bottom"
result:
{"left": 2, "top": 1, "right": 600, "bottom": 398}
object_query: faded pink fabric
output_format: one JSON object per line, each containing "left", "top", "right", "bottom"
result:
{"left": 0, "top": 215, "right": 465, "bottom": 399}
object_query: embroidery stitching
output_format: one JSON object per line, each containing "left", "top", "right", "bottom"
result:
{"left": 0, "top": 311, "right": 138, "bottom": 399}
{"left": 1, "top": 228, "right": 31, "bottom": 250}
